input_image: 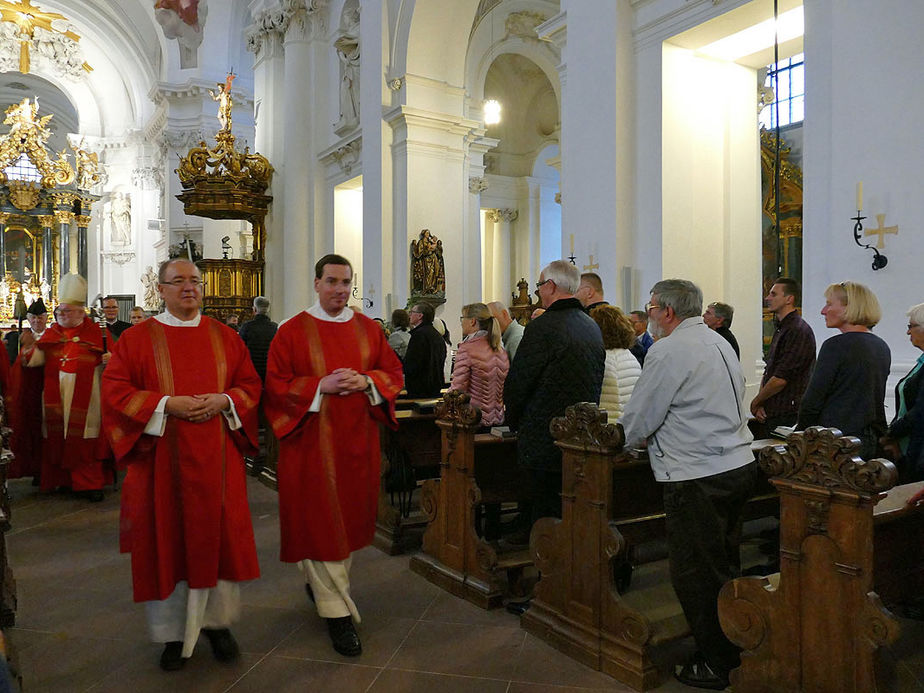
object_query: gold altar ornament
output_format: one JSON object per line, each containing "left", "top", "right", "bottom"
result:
{"left": 0, "top": 0, "right": 92, "bottom": 74}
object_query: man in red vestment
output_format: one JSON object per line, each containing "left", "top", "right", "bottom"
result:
{"left": 7, "top": 298, "right": 47, "bottom": 482}
{"left": 264, "top": 254, "right": 403, "bottom": 657}
{"left": 102, "top": 258, "right": 262, "bottom": 671}
{"left": 20, "top": 276, "right": 110, "bottom": 500}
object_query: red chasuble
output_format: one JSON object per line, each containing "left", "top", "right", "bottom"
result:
{"left": 101, "top": 316, "right": 262, "bottom": 602}
{"left": 34, "top": 317, "right": 108, "bottom": 491}
{"left": 264, "top": 311, "right": 404, "bottom": 563}
{"left": 7, "top": 350, "right": 43, "bottom": 479}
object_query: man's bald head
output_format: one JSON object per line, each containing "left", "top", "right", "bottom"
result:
{"left": 487, "top": 301, "right": 512, "bottom": 330}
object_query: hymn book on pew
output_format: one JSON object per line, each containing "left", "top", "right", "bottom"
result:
{"left": 490, "top": 426, "right": 516, "bottom": 439}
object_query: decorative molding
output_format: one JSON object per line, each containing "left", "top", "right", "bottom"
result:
{"left": 131, "top": 166, "right": 164, "bottom": 190}
{"left": 386, "top": 77, "right": 403, "bottom": 91}
{"left": 468, "top": 176, "right": 488, "bottom": 194}
{"left": 321, "top": 136, "right": 362, "bottom": 177}
{"left": 505, "top": 10, "right": 548, "bottom": 40}
{"left": 485, "top": 209, "right": 501, "bottom": 223}
{"left": 498, "top": 208, "right": 518, "bottom": 223}
{"left": 101, "top": 251, "right": 136, "bottom": 266}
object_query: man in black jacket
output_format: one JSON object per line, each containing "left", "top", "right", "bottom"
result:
{"left": 504, "top": 260, "right": 605, "bottom": 523}
{"left": 404, "top": 302, "right": 446, "bottom": 397}
{"left": 238, "top": 296, "right": 278, "bottom": 381}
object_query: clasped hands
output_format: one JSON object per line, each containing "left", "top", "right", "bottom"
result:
{"left": 319, "top": 368, "right": 368, "bottom": 396}
{"left": 165, "top": 393, "right": 229, "bottom": 422}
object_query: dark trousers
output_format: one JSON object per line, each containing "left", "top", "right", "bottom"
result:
{"left": 663, "top": 461, "right": 759, "bottom": 676}
{"left": 749, "top": 413, "right": 796, "bottom": 441}
{"left": 524, "top": 468, "right": 563, "bottom": 525}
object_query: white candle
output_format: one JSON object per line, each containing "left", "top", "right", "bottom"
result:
{"left": 856, "top": 181, "right": 863, "bottom": 210}
{"left": 569, "top": 234, "right": 574, "bottom": 255}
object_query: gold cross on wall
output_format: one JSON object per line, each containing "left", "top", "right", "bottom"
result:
{"left": 583, "top": 255, "right": 599, "bottom": 271}
{"left": 865, "top": 214, "right": 898, "bottom": 249}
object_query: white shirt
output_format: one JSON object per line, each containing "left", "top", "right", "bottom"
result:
{"left": 618, "top": 317, "right": 753, "bottom": 482}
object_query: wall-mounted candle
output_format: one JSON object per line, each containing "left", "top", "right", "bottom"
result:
{"left": 354, "top": 272, "right": 359, "bottom": 287}
{"left": 856, "top": 182, "right": 863, "bottom": 210}
{"left": 569, "top": 234, "right": 574, "bottom": 255}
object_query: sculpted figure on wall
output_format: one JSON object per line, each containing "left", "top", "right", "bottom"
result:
{"left": 333, "top": 6, "right": 360, "bottom": 134}
{"left": 411, "top": 229, "right": 445, "bottom": 299}
{"left": 110, "top": 192, "right": 131, "bottom": 245}
{"left": 141, "top": 265, "right": 159, "bottom": 310}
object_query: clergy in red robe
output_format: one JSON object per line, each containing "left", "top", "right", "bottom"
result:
{"left": 101, "top": 258, "right": 262, "bottom": 672}
{"left": 20, "top": 278, "right": 111, "bottom": 499}
{"left": 264, "top": 254, "right": 403, "bottom": 658}
{"left": 7, "top": 299, "right": 47, "bottom": 481}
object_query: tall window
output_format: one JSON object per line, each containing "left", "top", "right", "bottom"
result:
{"left": 760, "top": 53, "right": 804, "bottom": 129}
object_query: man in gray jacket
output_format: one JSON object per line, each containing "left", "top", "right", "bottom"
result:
{"left": 619, "top": 278, "right": 757, "bottom": 691}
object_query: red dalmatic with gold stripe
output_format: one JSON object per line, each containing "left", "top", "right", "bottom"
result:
{"left": 264, "top": 311, "right": 403, "bottom": 563}
{"left": 101, "top": 317, "right": 262, "bottom": 602}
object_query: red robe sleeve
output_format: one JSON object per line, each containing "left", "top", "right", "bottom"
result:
{"left": 263, "top": 321, "right": 323, "bottom": 440}
{"left": 363, "top": 323, "right": 404, "bottom": 429}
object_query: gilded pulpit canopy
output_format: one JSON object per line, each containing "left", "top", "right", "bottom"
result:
{"left": 410, "top": 229, "right": 445, "bottom": 304}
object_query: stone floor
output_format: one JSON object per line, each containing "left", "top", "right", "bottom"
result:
{"left": 4, "top": 477, "right": 923, "bottom": 692}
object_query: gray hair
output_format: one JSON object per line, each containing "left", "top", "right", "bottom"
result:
{"left": 708, "top": 301, "right": 734, "bottom": 327}
{"left": 253, "top": 296, "right": 270, "bottom": 314}
{"left": 908, "top": 302, "right": 924, "bottom": 327}
{"left": 651, "top": 279, "right": 702, "bottom": 320}
{"left": 542, "top": 260, "right": 581, "bottom": 294}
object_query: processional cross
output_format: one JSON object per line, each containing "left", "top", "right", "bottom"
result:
{"left": 865, "top": 214, "right": 898, "bottom": 249}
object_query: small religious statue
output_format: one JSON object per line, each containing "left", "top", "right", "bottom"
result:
{"left": 410, "top": 229, "right": 446, "bottom": 302}
{"left": 209, "top": 71, "right": 235, "bottom": 132}
{"left": 334, "top": 31, "right": 360, "bottom": 133}
{"left": 140, "top": 265, "right": 159, "bottom": 311}
{"left": 110, "top": 192, "right": 131, "bottom": 245}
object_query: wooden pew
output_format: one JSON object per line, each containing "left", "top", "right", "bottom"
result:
{"left": 521, "top": 402, "right": 690, "bottom": 690}
{"left": 374, "top": 408, "right": 442, "bottom": 554}
{"left": 718, "top": 426, "right": 924, "bottom": 693}
{"left": 409, "top": 390, "right": 529, "bottom": 609}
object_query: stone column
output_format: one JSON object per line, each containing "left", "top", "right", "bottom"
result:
{"left": 0, "top": 212, "right": 8, "bottom": 278}
{"left": 38, "top": 215, "right": 54, "bottom": 289}
{"left": 494, "top": 209, "right": 517, "bottom": 300}
{"left": 56, "top": 210, "right": 74, "bottom": 280}
{"left": 76, "top": 214, "right": 91, "bottom": 279}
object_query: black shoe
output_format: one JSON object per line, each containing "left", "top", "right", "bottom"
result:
{"left": 159, "top": 641, "right": 185, "bottom": 671}
{"left": 305, "top": 583, "right": 315, "bottom": 603}
{"left": 326, "top": 616, "right": 361, "bottom": 656}
{"left": 674, "top": 656, "right": 729, "bottom": 690}
{"left": 202, "top": 628, "right": 240, "bottom": 662}
{"left": 86, "top": 489, "right": 104, "bottom": 502}
{"left": 505, "top": 600, "right": 531, "bottom": 616}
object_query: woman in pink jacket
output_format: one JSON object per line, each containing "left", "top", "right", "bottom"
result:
{"left": 450, "top": 302, "right": 509, "bottom": 426}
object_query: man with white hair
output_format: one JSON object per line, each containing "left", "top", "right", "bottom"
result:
{"left": 487, "top": 300, "right": 525, "bottom": 362}
{"left": 620, "top": 278, "right": 757, "bottom": 690}
{"left": 503, "top": 260, "right": 604, "bottom": 528}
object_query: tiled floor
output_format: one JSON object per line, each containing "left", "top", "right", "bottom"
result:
{"left": 4, "top": 477, "right": 923, "bottom": 692}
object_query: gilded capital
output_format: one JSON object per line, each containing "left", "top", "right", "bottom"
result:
{"left": 37, "top": 215, "right": 55, "bottom": 228}
{"left": 0, "top": 212, "right": 10, "bottom": 225}
{"left": 76, "top": 215, "right": 92, "bottom": 227}
{"left": 55, "top": 210, "right": 76, "bottom": 225}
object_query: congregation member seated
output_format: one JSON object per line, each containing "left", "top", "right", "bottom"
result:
{"left": 797, "top": 281, "right": 890, "bottom": 459}
{"left": 450, "top": 302, "right": 509, "bottom": 427}
{"left": 589, "top": 305, "right": 641, "bottom": 420}
{"left": 880, "top": 301, "right": 924, "bottom": 483}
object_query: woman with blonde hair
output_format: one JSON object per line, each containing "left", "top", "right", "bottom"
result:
{"left": 797, "top": 281, "right": 890, "bottom": 458}
{"left": 590, "top": 305, "right": 641, "bottom": 420}
{"left": 450, "top": 302, "right": 509, "bottom": 426}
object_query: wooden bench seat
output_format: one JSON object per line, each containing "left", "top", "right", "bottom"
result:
{"left": 718, "top": 426, "right": 924, "bottom": 693}
{"left": 409, "top": 391, "right": 530, "bottom": 609}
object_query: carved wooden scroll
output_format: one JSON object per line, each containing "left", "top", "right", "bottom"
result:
{"left": 718, "top": 427, "right": 900, "bottom": 693}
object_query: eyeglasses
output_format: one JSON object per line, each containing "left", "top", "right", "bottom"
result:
{"left": 645, "top": 301, "right": 662, "bottom": 312}
{"left": 161, "top": 278, "right": 203, "bottom": 287}
{"left": 535, "top": 278, "right": 552, "bottom": 290}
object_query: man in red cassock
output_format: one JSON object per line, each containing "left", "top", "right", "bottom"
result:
{"left": 20, "top": 276, "right": 110, "bottom": 500}
{"left": 101, "top": 258, "right": 262, "bottom": 672}
{"left": 7, "top": 298, "right": 46, "bottom": 483}
{"left": 264, "top": 254, "right": 403, "bottom": 657}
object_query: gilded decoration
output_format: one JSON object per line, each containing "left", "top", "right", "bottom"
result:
{"left": 409, "top": 228, "right": 445, "bottom": 305}
{"left": 0, "top": 0, "right": 92, "bottom": 76}
{"left": 175, "top": 74, "right": 275, "bottom": 318}
{"left": 0, "top": 98, "right": 98, "bottom": 319}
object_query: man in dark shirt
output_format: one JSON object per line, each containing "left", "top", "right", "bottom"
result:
{"left": 403, "top": 302, "right": 446, "bottom": 397}
{"left": 102, "top": 296, "right": 131, "bottom": 340}
{"left": 703, "top": 301, "right": 740, "bottom": 359}
{"left": 238, "top": 296, "right": 278, "bottom": 381}
{"left": 628, "top": 310, "right": 653, "bottom": 365}
{"left": 750, "top": 278, "right": 816, "bottom": 439}
{"left": 576, "top": 272, "right": 608, "bottom": 313}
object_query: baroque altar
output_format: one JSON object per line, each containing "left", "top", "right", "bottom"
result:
{"left": 0, "top": 98, "right": 100, "bottom": 321}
